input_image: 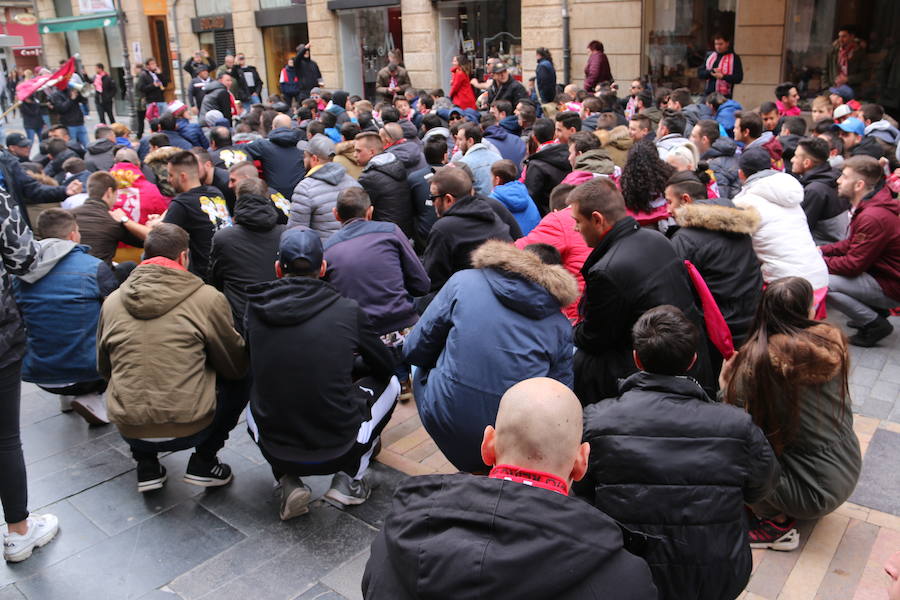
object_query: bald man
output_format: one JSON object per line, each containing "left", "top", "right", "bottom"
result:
{"left": 242, "top": 113, "right": 305, "bottom": 198}
{"left": 362, "top": 378, "right": 658, "bottom": 599}
{"left": 382, "top": 121, "right": 427, "bottom": 172}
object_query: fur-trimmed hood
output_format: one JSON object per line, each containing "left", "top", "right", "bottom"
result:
{"left": 768, "top": 324, "right": 847, "bottom": 385}
{"left": 144, "top": 146, "right": 181, "bottom": 165}
{"left": 471, "top": 240, "right": 579, "bottom": 310}
{"left": 674, "top": 202, "right": 761, "bottom": 235}
{"left": 26, "top": 171, "right": 59, "bottom": 186}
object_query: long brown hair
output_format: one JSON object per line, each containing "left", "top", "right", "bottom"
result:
{"left": 724, "top": 277, "right": 849, "bottom": 454}
{"left": 454, "top": 55, "right": 471, "bottom": 78}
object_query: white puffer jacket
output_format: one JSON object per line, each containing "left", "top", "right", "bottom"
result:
{"left": 733, "top": 170, "right": 829, "bottom": 289}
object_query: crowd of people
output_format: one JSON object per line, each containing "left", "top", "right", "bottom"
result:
{"left": 0, "top": 36, "right": 899, "bottom": 600}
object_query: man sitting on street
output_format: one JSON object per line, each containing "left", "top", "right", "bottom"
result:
{"left": 244, "top": 229, "right": 400, "bottom": 518}
{"left": 14, "top": 208, "right": 117, "bottom": 424}
{"left": 97, "top": 224, "right": 248, "bottom": 492}
{"left": 363, "top": 378, "right": 658, "bottom": 599}
{"left": 791, "top": 136, "right": 848, "bottom": 245}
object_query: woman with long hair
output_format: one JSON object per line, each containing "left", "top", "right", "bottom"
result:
{"left": 720, "top": 277, "right": 861, "bottom": 552}
{"left": 449, "top": 55, "right": 476, "bottom": 110}
{"left": 535, "top": 47, "right": 557, "bottom": 107}
{"left": 584, "top": 40, "right": 612, "bottom": 92}
{"left": 619, "top": 139, "right": 674, "bottom": 227}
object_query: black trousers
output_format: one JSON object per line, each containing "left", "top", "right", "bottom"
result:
{"left": 0, "top": 360, "right": 28, "bottom": 523}
{"left": 96, "top": 98, "right": 114, "bottom": 124}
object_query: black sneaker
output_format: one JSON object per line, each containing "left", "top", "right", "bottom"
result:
{"left": 849, "top": 316, "right": 893, "bottom": 347}
{"left": 748, "top": 516, "right": 799, "bottom": 551}
{"left": 137, "top": 460, "right": 167, "bottom": 493}
{"left": 324, "top": 472, "right": 370, "bottom": 507}
{"left": 183, "top": 453, "right": 233, "bottom": 488}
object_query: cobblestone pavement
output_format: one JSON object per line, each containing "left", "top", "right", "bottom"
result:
{"left": 1, "top": 107, "right": 898, "bottom": 597}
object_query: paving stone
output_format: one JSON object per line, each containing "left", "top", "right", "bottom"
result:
{"left": 879, "top": 364, "right": 900, "bottom": 385}
{"left": 138, "top": 590, "right": 184, "bottom": 599}
{"left": 68, "top": 452, "right": 205, "bottom": 536}
{"left": 20, "top": 412, "right": 115, "bottom": 465}
{"left": 856, "top": 398, "right": 895, "bottom": 420}
{"left": 0, "top": 585, "right": 25, "bottom": 599}
{"left": 853, "top": 349, "right": 888, "bottom": 371}
{"left": 335, "top": 463, "right": 406, "bottom": 530}
{"left": 320, "top": 549, "right": 369, "bottom": 600}
{"left": 25, "top": 447, "right": 135, "bottom": 511}
{"left": 849, "top": 366, "right": 882, "bottom": 388}
{"left": 849, "top": 429, "right": 900, "bottom": 515}
{"left": 294, "top": 583, "right": 350, "bottom": 600}
{"left": 0, "top": 500, "right": 108, "bottom": 587}
{"left": 19, "top": 390, "right": 63, "bottom": 427}
{"left": 816, "top": 518, "right": 879, "bottom": 600}
{"left": 14, "top": 502, "right": 244, "bottom": 600}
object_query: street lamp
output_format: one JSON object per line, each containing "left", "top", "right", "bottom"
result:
{"left": 114, "top": 0, "right": 136, "bottom": 133}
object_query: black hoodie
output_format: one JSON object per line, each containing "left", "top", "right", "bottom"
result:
{"left": 243, "top": 127, "right": 305, "bottom": 199}
{"left": 359, "top": 153, "right": 414, "bottom": 238}
{"left": 798, "top": 162, "right": 847, "bottom": 230}
{"left": 244, "top": 277, "right": 394, "bottom": 462}
{"left": 363, "top": 474, "right": 658, "bottom": 599}
{"left": 523, "top": 143, "right": 573, "bottom": 215}
{"left": 84, "top": 138, "right": 119, "bottom": 172}
{"left": 422, "top": 194, "right": 513, "bottom": 291}
{"left": 209, "top": 193, "right": 286, "bottom": 329}
{"left": 162, "top": 185, "right": 232, "bottom": 279}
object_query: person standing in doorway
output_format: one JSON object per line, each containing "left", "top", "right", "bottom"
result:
{"left": 449, "top": 55, "right": 476, "bottom": 111}
{"left": 698, "top": 33, "right": 743, "bottom": 98}
{"left": 293, "top": 43, "right": 324, "bottom": 102}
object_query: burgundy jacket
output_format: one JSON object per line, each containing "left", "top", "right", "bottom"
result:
{"left": 584, "top": 52, "right": 612, "bottom": 91}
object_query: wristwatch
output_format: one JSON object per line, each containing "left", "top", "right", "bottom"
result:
{"left": 119, "top": 216, "right": 129, "bottom": 224}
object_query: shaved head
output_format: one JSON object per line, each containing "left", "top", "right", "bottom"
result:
{"left": 382, "top": 122, "right": 404, "bottom": 142}
{"left": 272, "top": 113, "right": 292, "bottom": 130}
{"left": 482, "top": 378, "right": 589, "bottom": 482}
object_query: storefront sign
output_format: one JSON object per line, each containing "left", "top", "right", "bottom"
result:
{"left": 191, "top": 14, "right": 233, "bottom": 33}
{"left": 16, "top": 48, "right": 43, "bottom": 56}
{"left": 13, "top": 13, "right": 37, "bottom": 26}
{"left": 78, "top": 0, "right": 115, "bottom": 14}
{"left": 142, "top": 0, "right": 167, "bottom": 15}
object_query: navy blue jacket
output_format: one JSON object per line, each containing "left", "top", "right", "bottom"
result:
{"left": 484, "top": 124, "right": 526, "bottom": 170}
{"left": 535, "top": 58, "right": 557, "bottom": 104}
{"left": 177, "top": 118, "right": 209, "bottom": 149}
{"left": 13, "top": 242, "right": 116, "bottom": 385}
{"left": 243, "top": 127, "right": 305, "bottom": 199}
{"left": 0, "top": 151, "right": 67, "bottom": 227}
{"left": 324, "top": 219, "right": 430, "bottom": 335}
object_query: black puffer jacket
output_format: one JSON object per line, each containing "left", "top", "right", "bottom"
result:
{"left": 422, "top": 194, "right": 513, "bottom": 291}
{"left": 668, "top": 200, "right": 763, "bottom": 346}
{"left": 579, "top": 371, "right": 779, "bottom": 600}
{"left": 798, "top": 162, "right": 849, "bottom": 244}
{"left": 358, "top": 153, "right": 414, "bottom": 238}
{"left": 574, "top": 217, "right": 715, "bottom": 404}
{"left": 0, "top": 151, "right": 67, "bottom": 228}
{"left": 0, "top": 185, "right": 39, "bottom": 367}
{"left": 200, "top": 80, "right": 232, "bottom": 120}
{"left": 243, "top": 127, "right": 305, "bottom": 199}
{"left": 524, "top": 143, "right": 572, "bottom": 215}
{"left": 209, "top": 193, "right": 285, "bottom": 331}
{"left": 702, "top": 137, "right": 741, "bottom": 200}
{"left": 363, "top": 473, "right": 658, "bottom": 600}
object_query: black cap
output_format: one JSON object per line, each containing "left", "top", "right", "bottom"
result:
{"left": 5, "top": 133, "right": 29, "bottom": 148}
{"left": 739, "top": 148, "right": 772, "bottom": 177}
{"left": 278, "top": 228, "right": 323, "bottom": 272}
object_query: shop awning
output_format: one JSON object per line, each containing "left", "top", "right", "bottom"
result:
{"left": 39, "top": 11, "right": 118, "bottom": 34}
{"left": 327, "top": 0, "right": 398, "bottom": 11}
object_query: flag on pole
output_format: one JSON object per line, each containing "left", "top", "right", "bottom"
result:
{"left": 16, "top": 57, "right": 76, "bottom": 102}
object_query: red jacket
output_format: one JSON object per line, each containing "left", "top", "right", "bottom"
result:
{"left": 109, "top": 161, "right": 171, "bottom": 224}
{"left": 449, "top": 67, "right": 477, "bottom": 110}
{"left": 515, "top": 206, "right": 590, "bottom": 323}
{"left": 821, "top": 185, "right": 900, "bottom": 301}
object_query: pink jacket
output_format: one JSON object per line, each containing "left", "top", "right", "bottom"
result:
{"left": 515, "top": 206, "right": 591, "bottom": 323}
{"left": 109, "top": 161, "right": 172, "bottom": 224}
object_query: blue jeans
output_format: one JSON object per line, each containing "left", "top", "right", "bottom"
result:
{"left": 25, "top": 127, "right": 42, "bottom": 146}
{"left": 67, "top": 125, "right": 89, "bottom": 148}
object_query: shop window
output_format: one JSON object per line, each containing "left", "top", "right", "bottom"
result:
{"left": 261, "top": 24, "right": 309, "bottom": 97}
{"left": 195, "top": 0, "right": 232, "bottom": 16}
{"left": 646, "top": 0, "right": 735, "bottom": 93}
{"left": 784, "top": 0, "right": 900, "bottom": 106}
{"left": 260, "top": 0, "right": 292, "bottom": 8}
{"left": 339, "top": 7, "right": 403, "bottom": 100}
{"left": 438, "top": 0, "right": 521, "bottom": 84}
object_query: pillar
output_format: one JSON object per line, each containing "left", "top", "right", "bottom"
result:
{"left": 733, "top": 0, "right": 787, "bottom": 110}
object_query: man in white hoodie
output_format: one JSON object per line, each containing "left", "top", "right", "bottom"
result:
{"left": 732, "top": 148, "right": 830, "bottom": 310}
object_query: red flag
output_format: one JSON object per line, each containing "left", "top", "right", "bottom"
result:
{"left": 16, "top": 58, "right": 76, "bottom": 102}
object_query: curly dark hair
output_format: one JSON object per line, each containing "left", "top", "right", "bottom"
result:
{"left": 620, "top": 139, "right": 676, "bottom": 213}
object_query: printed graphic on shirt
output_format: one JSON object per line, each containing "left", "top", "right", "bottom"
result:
{"left": 219, "top": 149, "right": 249, "bottom": 169}
{"left": 116, "top": 187, "right": 142, "bottom": 222}
{"left": 199, "top": 195, "right": 233, "bottom": 229}
{"left": 271, "top": 191, "right": 290, "bottom": 216}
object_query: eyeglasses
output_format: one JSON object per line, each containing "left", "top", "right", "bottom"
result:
{"left": 428, "top": 193, "right": 445, "bottom": 202}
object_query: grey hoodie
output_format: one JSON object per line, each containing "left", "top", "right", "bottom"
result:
{"left": 17, "top": 239, "right": 77, "bottom": 284}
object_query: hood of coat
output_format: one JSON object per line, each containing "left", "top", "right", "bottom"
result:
{"left": 203, "top": 80, "right": 226, "bottom": 94}
{"left": 268, "top": 127, "right": 301, "bottom": 147}
{"left": 705, "top": 135, "right": 738, "bottom": 158}
{"left": 605, "top": 126, "right": 633, "bottom": 151}
{"left": 472, "top": 240, "right": 578, "bottom": 313}
{"left": 674, "top": 201, "right": 760, "bottom": 234}
{"left": 530, "top": 142, "right": 571, "bottom": 171}
{"left": 490, "top": 180, "right": 532, "bottom": 213}
{"left": 768, "top": 324, "right": 847, "bottom": 385}
{"left": 864, "top": 119, "right": 900, "bottom": 143}
{"left": 499, "top": 114, "right": 521, "bottom": 134}
{"left": 16, "top": 239, "right": 78, "bottom": 283}
{"left": 574, "top": 148, "right": 614, "bottom": 174}
{"left": 387, "top": 139, "right": 423, "bottom": 170}
{"left": 364, "top": 152, "right": 406, "bottom": 181}
{"left": 245, "top": 277, "right": 340, "bottom": 327}
{"left": 799, "top": 162, "right": 838, "bottom": 187}
{"left": 110, "top": 161, "right": 146, "bottom": 187}
{"left": 234, "top": 193, "right": 280, "bottom": 231}
{"left": 308, "top": 161, "right": 349, "bottom": 185}
{"left": 378, "top": 474, "right": 634, "bottom": 598}
{"left": 859, "top": 184, "right": 900, "bottom": 217}
{"left": 144, "top": 146, "right": 181, "bottom": 166}
{"left": 87, "top": 138, "right": 117, "bottom": 155}
{"left": 335, "top": 140, "right": 356, "bottom": 160}
{"left": 119, "top": 263, "right": 204, "bottom": 319}
{"left": 740, "top": 170, "right": 804, "bottom": 208}
{"left": 485, "top": 124, "right": 513, "bottom": 142}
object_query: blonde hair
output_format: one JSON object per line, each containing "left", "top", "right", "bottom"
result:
{"left": 110, "top": 122, "right": 131, "bottom": 139}
{"left": 666, "top": 142, "right": 699, "bottom": 171}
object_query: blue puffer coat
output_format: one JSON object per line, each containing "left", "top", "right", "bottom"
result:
{"left": 405, "top": 241, "right": 578, "bottom": 472}
{"left": 490, "top": 180, "right": 541, "bottom": 235}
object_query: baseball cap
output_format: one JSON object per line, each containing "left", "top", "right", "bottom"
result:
{"left": 491, "top": 62, "right": 509, "bottom": 74}
{"left": 833, "top": 104, "right": 852, "bottom": 121}
{"left": 279, "top": 228, "right": 323, "bottom": 272}
{"left": 828, "top": 85, "right": 854, "bottom": 103}
{"left": 196, "top": 64, "right": 210, "bottom": 73}
{"left": 5, "top": 133, "right": 29, "bottom": 148}
{"left": 305, "top": 133, "right": 335, "bottom": 159}
{"left": 738, "top": 147, "right": 772, "bottom": 177}
{"left": 835, "top": 117, "right": 865, "bottom": 137}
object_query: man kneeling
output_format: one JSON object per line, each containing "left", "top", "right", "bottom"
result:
{"left": 244, "top": 228, "right": 399, "bottom": 519}
{"left": 97, "top": 224, "right": 248, "bottom": 492}
{"left": 362, "top": 378, "right": 658, "bottom": 599}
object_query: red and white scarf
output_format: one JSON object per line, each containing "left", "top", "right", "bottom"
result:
{"left": 489, "top": 465, "right": 568, "bottom": 495}
{"left": 705, "top": 51, "right": 734, "bottom": 96}
{"left": 838, "top": 41, "right": 857, "bottom": 79}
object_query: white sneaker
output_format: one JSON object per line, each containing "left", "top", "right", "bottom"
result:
{"left": 59, "top": 395, "right": 74, "bottom": 412}
{"left": 3, "top": 514, "right": 60, "bottom": 562}
{"left": 71, "top": 392, "right": 109, "bottom": 425}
